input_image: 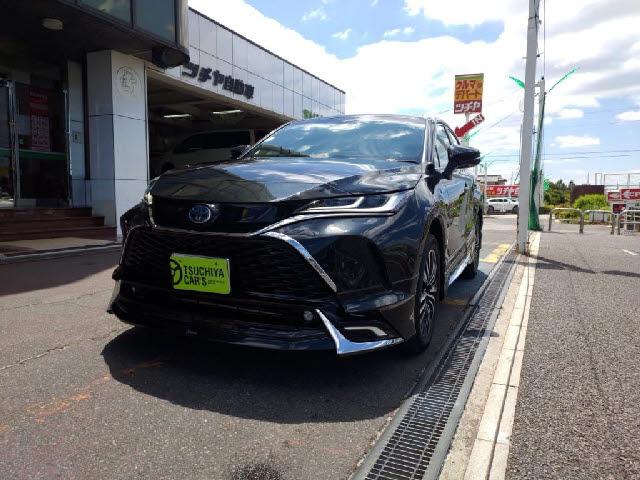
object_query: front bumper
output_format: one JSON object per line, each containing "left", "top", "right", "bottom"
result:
{"left": 109, "top": 279, "right": 407, "bottom": 355}
{"left": 109, "top": 225, "right": 414, "bottom": 355}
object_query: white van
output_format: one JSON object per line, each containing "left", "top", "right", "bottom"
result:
{"left": 485, "top": 197, "right": 519, "bottom": 214}
{"left": 152, "top": 129, "right": 265, "bottom": 177}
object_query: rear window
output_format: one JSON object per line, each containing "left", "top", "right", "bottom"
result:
{"left": 174, "top": 131, "right": 251, "bottom": 154}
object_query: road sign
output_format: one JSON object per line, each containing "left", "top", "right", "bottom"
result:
{"left": 485, "top": 185, "right": 520, "bottom": 197}
{"left": 620, "top": 188, "right": 640, "bottom": 201}
{"left": 454, "top": 114, "right": 485, "bottom": 138}
{"left": 607, "top": 191, "right": 622, "bottom": 202}
{"left": 454, "top": 73, "right": 484, "bottom": 114}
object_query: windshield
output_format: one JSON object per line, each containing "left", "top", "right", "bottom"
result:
{"left": 247, "top": 115, "right": 425, "bottom": 163}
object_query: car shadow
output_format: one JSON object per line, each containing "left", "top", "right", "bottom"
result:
{"left": 101, "top": 301, "right": 469, "bottom": 424}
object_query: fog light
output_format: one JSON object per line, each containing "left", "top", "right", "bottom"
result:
{"left": 303, "top": 310, "right": 314, "bottom": 323}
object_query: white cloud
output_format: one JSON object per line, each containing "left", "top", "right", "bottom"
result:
{"left": 332, "top": 28, "right": 352, "bottom": 40}
{"left": 616, "top": 110, "right": 640, "bottom": 122}
{"left": 188, "top": 0, "right": 640, "bottom": 170}
{"left": 302, "top": 7, "right": 327, "bottom": 21}
{"left": 370, "top": 0, "right": 379, "bottom": 6}
{"left": 383, "top": 27, "right": 415, "bottom": 38}
{"left": 557, "top": 108, "right": 584, "bottom": 119}
{"left": 554, "top": 135, "right": 601, "bottom": 148}
{"left": 404, "top": 0, "right": 515, "bottom": 26}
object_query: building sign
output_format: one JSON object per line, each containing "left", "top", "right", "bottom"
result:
{"left": 485, "top": 185, "right": 519, "bottom": 197}
{"left": 116, "top": 66, "right": 141, "bottom": 98}
{"left": 607, "top": 191, "right": 622, "bottom": 202}
{"left": 620, "top": 188, "right": 640, "bottom": 201}
{"left": 454, "top": 113, "right": 485, "bottom": 137}
{"left": 454, "top": 73, "right": 484, "bottom": 114}
{"left": 28, "top": 89, "right": 50, "bottom": 152}
{"left": 182, "top": 62, "right": 254, "bottom": 100}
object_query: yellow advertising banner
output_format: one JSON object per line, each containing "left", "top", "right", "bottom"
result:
{"left": 454, "top": 73, "right": 484, "bottom": 114}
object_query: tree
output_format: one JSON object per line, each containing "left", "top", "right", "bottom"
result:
{"left": 573, "top": 194, "right": 610, "bottom": 211}
{"left": 544, "top": 179, "right": 570, "bottom": 206}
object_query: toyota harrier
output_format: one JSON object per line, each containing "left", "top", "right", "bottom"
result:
{"left": 109, "top": 115, "right": 483, "bottom": 355}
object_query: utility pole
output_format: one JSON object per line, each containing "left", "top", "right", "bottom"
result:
{"left": 517, "top": 0, "right": 539, "bottom": 253}
{"left": 530, "top": 76, "right": 545, "bottom": 230}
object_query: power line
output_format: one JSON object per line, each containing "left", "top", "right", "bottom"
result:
{"left": 486, "top": 149, "right": 640, "bottom": 157}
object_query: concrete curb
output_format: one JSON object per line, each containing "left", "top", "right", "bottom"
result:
{"left": 461, "top": 232, "right": 540, "bottom": 480}
{"left": 0, "top": 243, "right": 121, "bottom": 265}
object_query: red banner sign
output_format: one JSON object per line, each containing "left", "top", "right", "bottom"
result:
{"left": 607, "top": 191, "right": 622, "bottom": 202}
{"left": 485, "top": 185, "right": 520, "bottom": 197}
{"left": 620, "top": 188, "right": 640, "bottom": 201}
{"left": 455, "top": 114, "right": 485, "bottom": 138}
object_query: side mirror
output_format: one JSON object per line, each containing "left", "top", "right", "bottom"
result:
{"left": 230, "top": 144, "right": 250, "bottom": 160}
{"left": 444, "top": 145, "right": 481, "bottom": 179}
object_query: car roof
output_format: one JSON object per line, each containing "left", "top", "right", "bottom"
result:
{"left": 295, "top": 113, "right": 431, "bottom": 125}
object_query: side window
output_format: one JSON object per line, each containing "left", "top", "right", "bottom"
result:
{"left": 446, "top": 127, "right": 460, "bottom": 146}
{"left": 435, "top": 124, "right": 451, "bottom": 170}
{"left": 174, "top": 134, "right": 205, "bottom": 154}
{"left": 203, "top": 131, "right": 251, "bottom": 149}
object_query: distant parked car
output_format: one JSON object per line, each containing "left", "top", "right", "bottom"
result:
{"left": 152, "top": 129, "right": 263, "bottom": 177}
{"left": 485, "top": 197, "right": 518, "bottom": 214}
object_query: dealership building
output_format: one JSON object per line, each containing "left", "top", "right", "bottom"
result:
{"left": 0, "top": 0, "right": 345, "bottom": 240}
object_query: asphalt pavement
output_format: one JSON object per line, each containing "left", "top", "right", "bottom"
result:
{"left": 0, "top": 215, "right": 515, "bottom": 480}
{"left": 506, "top": 222, "right": 640, "bottom": 479}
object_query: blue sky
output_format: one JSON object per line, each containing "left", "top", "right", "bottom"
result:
{"left": 195, "top": 0, "right": 640, "bottom": 184}
{"left": 247, "top": 0, "right": 503, "bottom": 58}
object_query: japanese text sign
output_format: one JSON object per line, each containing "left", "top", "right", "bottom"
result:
{"left": 454, "top": 73, "right": 484, "bottom": 114}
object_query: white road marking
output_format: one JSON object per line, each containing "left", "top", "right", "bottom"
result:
{"left": 623, "top": 249, "right": 638, "bottom": 256}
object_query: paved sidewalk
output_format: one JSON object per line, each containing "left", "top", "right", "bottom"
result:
{"left": 506, "top": 227, "right": 640, "bottom": 479}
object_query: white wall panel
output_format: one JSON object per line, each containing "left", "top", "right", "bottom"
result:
{"left": 199, "top": 15, "right": 216, "bottom": 54}
{"left": 272, "top": 85, "right": 284, "bottom": 115}
{"left": 216, "top": 27, "right": 233, "bottom": 63}
{"left": 188, "top": 9, "right": 200, "bottom": 48}
{"left": 283, "top": 89, "right": 294, "bottom": 118}
{"left": 283, "top": 62, "right": 294, "bottom": 91}
{"left": 232, "top": 35, "right": 248, "bottom": 70}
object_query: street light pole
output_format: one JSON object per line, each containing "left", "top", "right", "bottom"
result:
{"left": 517, "top": 0, "right": 539, "bottom": 254}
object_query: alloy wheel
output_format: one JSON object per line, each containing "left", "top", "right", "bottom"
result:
{"left": 418, "top": 248, "right": 438, "bottom": 340}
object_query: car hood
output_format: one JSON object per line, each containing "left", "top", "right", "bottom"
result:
{"left": 150, "top": 157, "right": 423, "bottom": 203}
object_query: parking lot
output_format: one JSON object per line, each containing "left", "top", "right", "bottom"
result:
{"left": 0, "top": 216, "right": 515, "bottom": 480}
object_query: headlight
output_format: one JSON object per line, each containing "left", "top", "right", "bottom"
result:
{"left": 299, "top": 190, "right": 413, "bottom": 215}
{"left": 142, "top": 177, "right": 158, "bottom": 205}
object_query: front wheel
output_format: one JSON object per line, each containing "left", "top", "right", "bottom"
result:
{"left": 512, "top": 206, "right": 519, "bottom": 214}
{"left": 405, "top": 234, "right": 440, "bottom": 353}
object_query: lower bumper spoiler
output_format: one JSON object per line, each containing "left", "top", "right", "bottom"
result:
{"left": 316, "top": 310, "right": 403, "bottom": 355}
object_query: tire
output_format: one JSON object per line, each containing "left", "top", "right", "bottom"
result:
{"left": 512, "top": 206, "right": 518, "bottom": 214}
{"left": 487, "top": 205, "right": 495, "bottom": 214}
{"left": 461, "top": 217, "right": 482, "bottom": 279}
{"left": 405, "top": 234, "right": 440, "bottom": 353}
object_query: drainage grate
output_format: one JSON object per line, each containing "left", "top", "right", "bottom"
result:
{"left": 355, "top": 250, "right": 517, "bottom": 480}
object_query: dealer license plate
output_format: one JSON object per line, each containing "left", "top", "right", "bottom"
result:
{"left": 169, "top": 254, "right": 231, "bottom": 294}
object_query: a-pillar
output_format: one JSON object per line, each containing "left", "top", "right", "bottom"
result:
{"left": 86, "top": 50, "right": 148, "bottom": 237}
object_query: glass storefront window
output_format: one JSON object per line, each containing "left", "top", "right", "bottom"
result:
{"left": 79, "top": 0, "right": 132, "bottom": 23}
{"left": 135, "top": 0, "right": 176, "bottom": 42}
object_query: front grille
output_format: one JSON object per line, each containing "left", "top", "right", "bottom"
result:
{"left": 121, "top": 227, "right": 332, "bottom": 299}
{"left": 152, "top": 197, "right": 304, "bottom": 233}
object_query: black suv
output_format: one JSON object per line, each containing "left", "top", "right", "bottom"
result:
{"left": 109, "top": 115, "right": 482, "bottom": 355}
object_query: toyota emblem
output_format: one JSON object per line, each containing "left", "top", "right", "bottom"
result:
{"left": 188, "top": 204, "right": 219, "bottom": 224}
